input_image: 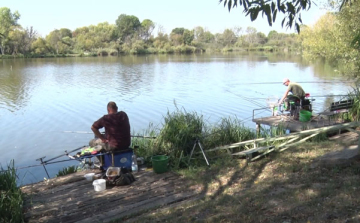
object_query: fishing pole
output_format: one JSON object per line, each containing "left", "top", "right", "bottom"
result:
{"left": 3, "top": 156, "right": 93, "bottom": 173}
{"left": 62, "top": 131, "right": 156, "bottom": 138}
{"left": 42, "top": 145, "right": 87, "bottom": 163}
{"left": 219, "top": 94, "right": 355, "bottom": 100}
{"left": 236, "top": 81, "right": 354, "bottom": 85}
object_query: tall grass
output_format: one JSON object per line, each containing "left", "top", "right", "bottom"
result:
{"left": 0, "top": 160, "right": 24, "bottom": 223}
{"left": 131, "top": 123, "right": 160, "bottom": 165}
{"left": 155, "top": 106, "right": 204, "bottom": 168}
{"left": 348, "top": 86, "right": 360, "bottom": 121}
{"left": 203, "top": 116, "right": 256, "bottom": 152}
{"left": 132, "top": 108, "right": 259, "bottom": 169}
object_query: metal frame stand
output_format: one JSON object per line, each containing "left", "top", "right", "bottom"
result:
{"left": 36, "top": 156, "right": 50, "bottom": 179}
{"left": 188, "top": 138, "right": 210, "bottom": 166}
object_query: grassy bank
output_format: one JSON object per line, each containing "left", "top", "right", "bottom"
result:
{"left": 0, "top": 46, "right": 300, "bottom": 59}
{"left": 131, "top": 106, "right": 258, "bottom": 169}
{"left": 120, "top": 140, "right": 360, "bottom": 222}
{"left": 0, "top": 160, "right": 24, "bottom": 223}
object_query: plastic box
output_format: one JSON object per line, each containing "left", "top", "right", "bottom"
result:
{"left": 106, "top": 167, "right": 120, "bottom": 177}
{"left": 102, "top": 149, "right": 133, "bottom": 171}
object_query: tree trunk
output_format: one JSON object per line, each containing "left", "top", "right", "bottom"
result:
{"left": 0, "top": 44, "right": 4, "bottom": 55}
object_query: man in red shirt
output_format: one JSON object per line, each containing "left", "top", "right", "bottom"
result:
{"left": 90, "top": 101, "right": 131, "bottom": 151}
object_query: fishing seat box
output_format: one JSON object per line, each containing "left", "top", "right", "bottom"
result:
{"left": 102, "top": 148, "right": 133, "bottom": 171}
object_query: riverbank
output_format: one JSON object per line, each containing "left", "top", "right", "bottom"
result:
{"left": 0, "top": 46, "right": 298, "bottom": 60}
{"left": 19, "top": 132, "right": 360, "bottom": 223}
{"left": 125, "top": 135, "right": 360, "bottom": 223}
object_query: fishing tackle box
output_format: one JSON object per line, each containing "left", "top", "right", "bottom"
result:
{"left": 102, "top": 149, "right": 133, "bottom": 171}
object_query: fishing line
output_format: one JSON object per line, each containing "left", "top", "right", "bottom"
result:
{"left": 43, "top": 145, "right": 86, "bottom": 163}
{"left": 199, "top": 108, "right": 269, "bottom": 140}
{"left": 62, "top": 131, "right": 156, "bottom": 138}
{"left": 220, "top": 95, "right": 354, "bottom": 100}
{"left": 236, "top": 81, "right": 354, "bottom": 85}
{"left": 225, "top": 89, "right": 270, "bottom": 109}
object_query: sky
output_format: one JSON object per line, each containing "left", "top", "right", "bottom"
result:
{"left": 2, "top": 0, "right": 328, "bottom": 37}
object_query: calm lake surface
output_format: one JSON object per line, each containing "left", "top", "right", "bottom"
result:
{"left": 0, "top": 53, "right": 352, "bottom": 185}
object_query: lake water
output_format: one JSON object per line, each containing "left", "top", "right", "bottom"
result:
{"left": 0, "top": 53, "right": 352, "bottom": 185}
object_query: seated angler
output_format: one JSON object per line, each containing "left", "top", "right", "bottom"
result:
{"left": 90, "top": 101, "right": 131, "bottom": 152}
{"left": 278, "top": 78, "right": 305, "bottom": 112}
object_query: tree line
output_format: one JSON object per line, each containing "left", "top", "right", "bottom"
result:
{"left": 1, "top": 1, "right": 359, "bottom": 77}
{"left": 0, "top": 7, "right": 300, "bottom": 57}
{"left": 298, "top": 0, "right": 360, "bottom": 78}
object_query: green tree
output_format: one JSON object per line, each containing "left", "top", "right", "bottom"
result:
{"left": 0, "top": 7, "right": 20, "bottom": 55}
{"left": 222, "top": 29, "right": 237, "bottom": 46}
{"left": 72, "top": 26, "right": 92, "bottom": 51}
{"left": 331, "top": 2, "right": 360, "bottom": 76}
{"left": 46, "top": 28, "right": 72, "bottom": 54}
{"left": 219, "top": 0, "right": 354, "bottom": 33}
{"left": 46, "top": 30, "right": 62, "bottom": 54}
{"left": 153, "top": 25, "right": 169, "bottom": 49}
{"left": 115, "top": 14, "right": 141, "bottom": 42}
{"left": 140, "top": 19, "right": 155, "bottom": 41}
{"left": 193, "top": 26, "right": 215, "bottom": 47}
{"left": 183, "top": 29, "right": 194, "bottom": 45}
{"left": 8, "top": 28, "right": 26, "bottom": 54}
{"left": 170, "top": 28, "right": 185, "bottom": 46}
{"left": 170, "top": 28, "right": 193, "bottom": 45}
{"left": 300, "top": 6, "right": 360, "bottom": 77}
{"left": 31, "top": 37, "right": 50, "bottom": 54}
{"left": 244, "top": 26, "right": 257, "bottom": 46}
{"left": 300, "top": 13, "right": 343, "bottom": 63}
{"left": 24, "top": 26, "right": 38, "bottom": 53}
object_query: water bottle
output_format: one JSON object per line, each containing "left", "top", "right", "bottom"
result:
{"left": 131, "top": 154, "right": 138, "bottom": 173}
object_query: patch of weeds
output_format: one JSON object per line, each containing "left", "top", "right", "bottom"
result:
{"left": 56, "top": 165, "right": 77, "bottom": 177}
{"left": 0, "top": 160, "right": 24, "bottom": 223}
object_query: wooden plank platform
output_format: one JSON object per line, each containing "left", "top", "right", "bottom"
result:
{"left": 21, "top": 169, "right": 201, "bottom": 223}
{"left": 252, "top": 115, "right": 341, "bottom": 132}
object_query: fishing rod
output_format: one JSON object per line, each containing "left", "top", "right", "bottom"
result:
{"left": 62, "top": 131, "right": 156, "bottom": 138}
{"left": 43, "top": 145, "right": 87, "bottom": 163}
{"left": 0, "top": 153, "right": 99, "bottom": 176}
{"left": 236, "top": 81, "right": 355, "bottom": 85}
{"left": 220, "top": 94, "right": 355, "bottom": 100}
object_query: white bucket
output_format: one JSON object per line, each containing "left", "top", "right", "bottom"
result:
{"left": 93, "top": 179, "right": 106, "bottom": 192}
{"left": 84, "top": 173, "right": 95, "bottom": 181}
